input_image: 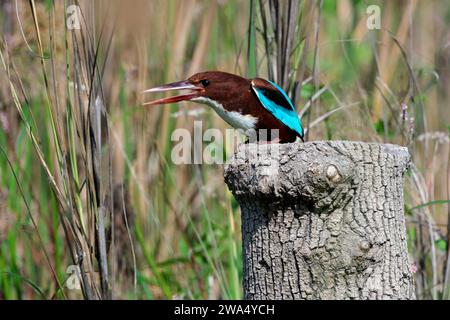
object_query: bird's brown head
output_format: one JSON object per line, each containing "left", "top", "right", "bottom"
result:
{"left": 143, "top": 71, "right": 250, "bottom": 106}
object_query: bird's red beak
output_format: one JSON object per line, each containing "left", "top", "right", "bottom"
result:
{"left": 143, "top": 80, "right": 203, "bottom": 106}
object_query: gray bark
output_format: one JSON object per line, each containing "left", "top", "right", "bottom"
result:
{"left": 224, "top": 141, "right": 415, "bottom": 300}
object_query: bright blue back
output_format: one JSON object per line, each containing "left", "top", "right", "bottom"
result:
{"left": 251, "top": 80, "right": 304, "bottom": 138}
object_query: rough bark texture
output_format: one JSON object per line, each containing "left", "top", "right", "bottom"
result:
{"left": 224, "top": 141, "right": 415, "bottom": 300}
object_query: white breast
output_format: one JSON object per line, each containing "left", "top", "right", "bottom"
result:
{"left": 191, "top": 97, "right": 257, "bottom": 131}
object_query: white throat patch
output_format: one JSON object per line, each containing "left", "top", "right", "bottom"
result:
{"left": 191, "top": 97, "right": 257, "bottom": 131}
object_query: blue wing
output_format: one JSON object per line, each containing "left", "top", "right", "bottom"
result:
{"left": 251, "top": 78, "right": 304, "bottom": 139}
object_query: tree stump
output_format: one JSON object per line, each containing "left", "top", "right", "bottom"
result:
{"left": 224, "top": 141, "right": 415, "bottom": 300}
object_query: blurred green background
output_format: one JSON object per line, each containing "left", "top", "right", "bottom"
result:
{"left": 0, "top": 0, "right": 449, "bottom": 299}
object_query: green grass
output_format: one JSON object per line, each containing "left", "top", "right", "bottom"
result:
{"left": 0, "top": 0, "right": 449, "bottom": 300}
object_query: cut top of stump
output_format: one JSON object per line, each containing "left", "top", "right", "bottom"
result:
{"left": 224, "top": 141, "right": 410, "bottom": 207}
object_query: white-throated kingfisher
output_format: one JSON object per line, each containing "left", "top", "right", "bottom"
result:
{"left": 143, "top": 71, "right": 304, "bottom": 143}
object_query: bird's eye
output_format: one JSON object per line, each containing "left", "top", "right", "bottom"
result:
{"left": 200, "top": 79, "right": 210, "bottom": 87}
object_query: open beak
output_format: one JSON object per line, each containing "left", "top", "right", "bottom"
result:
{"left": 143, "top": 80, "right": 203, "bottom": 106}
